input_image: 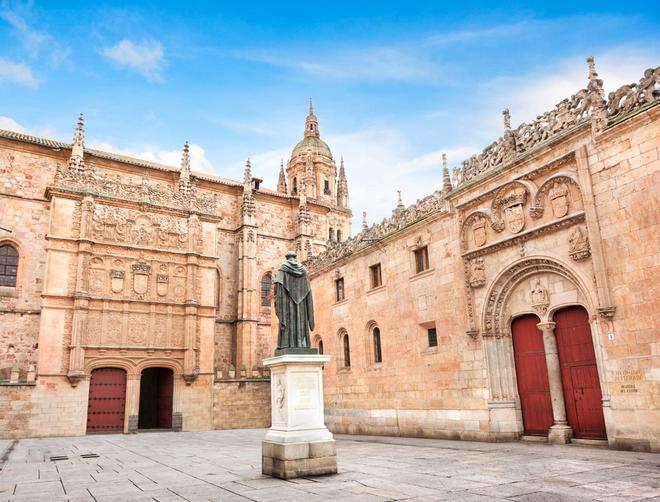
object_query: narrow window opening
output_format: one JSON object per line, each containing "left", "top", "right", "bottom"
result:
{"left": 373, "top": 327, "right": 382, "bottom": 363}
{"left": 0, "top": 244, "right": 18, "bottom": 288}
{"left": 343, "top": 335, "right": 351, "bottom": 368}
{"left": 318, "top": 340, "right": 324, "bottom": 355}
{"left": 414, "top": 246, "right": 430, "bottom": 274}
{"left": 335, "top": 277, "right": 345, "bottom": 302}
{"left": 427, "top": 328, "right": 438, "bottom": 347}
{"left": 260, "top": 272, "right": 272, "bottom": 307}
{"left": 369, "top": 263, "right": 382, "bottom": 289}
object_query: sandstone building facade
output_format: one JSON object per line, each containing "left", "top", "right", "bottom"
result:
{"left": 0, "top": 103, "right": 351, "bottom": 437}
{"left": 308, "top": 60, "right": 660, "bottom": 452}
{"left": 1, "top": 60, "right": 658, "bottom": 453}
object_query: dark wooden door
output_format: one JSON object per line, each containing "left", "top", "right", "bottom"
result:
{"left": 157, "top": 369, "right": 173, "bottom": 428}
{"left": 87, "top": 368, "right": 126, "bottom": 433}
{"left": 512, "top": 315, "right": 554, "bottom": 435}
{"left": 554, "top": 306, "right": 606, "bottom": 439}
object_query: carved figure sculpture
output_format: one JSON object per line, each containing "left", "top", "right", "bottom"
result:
{"left": 569, "top": 226, "right": 591, "bottom": 261}
{"left": 274, "top": 252, "right": 315, "bottom": 352}
{"left": 530, "top": 279, "right": 550, "bottom": 315}
{"left": 469, "top": 258, "right": 486, "bottom": 288}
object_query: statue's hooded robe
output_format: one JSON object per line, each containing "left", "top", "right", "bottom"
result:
{"left": 274, "top": 259, "right": 315, "bottom": 349}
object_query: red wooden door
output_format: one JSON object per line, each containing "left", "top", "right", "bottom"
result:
{"left": 157, "top": 369, "right": 173, "bottom": 428}
{"left": 512, "top": 315, "right": 554, "bottom": 435}
{"left": 87, "top": 368, "right": 126, "bottom": 433}
{"left": 554, "top": 306, "right": 606, "bottom": 439}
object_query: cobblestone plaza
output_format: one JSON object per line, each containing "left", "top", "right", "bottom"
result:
{"left": 1, "top": 430, "right": 659, "bottom": 501}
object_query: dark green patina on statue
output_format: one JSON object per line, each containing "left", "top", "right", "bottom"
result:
{"left": 274, "top": 252, "right": 317, "bottom": 355}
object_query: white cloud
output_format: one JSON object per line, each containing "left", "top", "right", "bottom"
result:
{"left": 238, "top": 45, "right": 438, "bottom": 82}
{"left": 482, "top": 46, "right": 659, "bottom": 130}
{"left": 87, "top": 139, "right": 213, "bottom": 173}
{"left": 102, "top": 39, "right": 165, "bottom": 81}
{"left": 0, "top": 58, "right": 37, "bottom": 87}
{"left": 0, "top": 2, "right": 70, "bottom": 66}
{"left": 246, "top": 124, "right": 478, "bottom": 228}
{"left": 0, "top": 116, "right": 28, "bottom": 132}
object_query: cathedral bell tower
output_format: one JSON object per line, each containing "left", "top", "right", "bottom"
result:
{"left": 286, "top": 99, "right": 340, "bottom": 205}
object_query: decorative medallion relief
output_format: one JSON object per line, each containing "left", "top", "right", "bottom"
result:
{"left": 568, "top": 226, "right": 591, "bottom": 261}
{"left": 468, "top": 258, "right": 486, "bottom": 288}
{"left": 548, "top": 181, "right": 569, "bottom": 218}
{"left": 496, "top": 186, "right": 528, "bottom": 234}
{"left": 131, "top": 259, "right": 151, "bottom": 297}
{"left": 472, "top": 219, "right": 487, "bottom": 247}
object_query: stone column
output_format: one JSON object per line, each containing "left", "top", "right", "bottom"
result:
{"left": 125, "top": 374, "right": 141, "bottom": 433}
{"left": 537, "top": 321, "right": 573, "bottom": 444}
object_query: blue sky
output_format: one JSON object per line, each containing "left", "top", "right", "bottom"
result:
{"left": 1, "top": 1, "right": 658, "bottom": 227}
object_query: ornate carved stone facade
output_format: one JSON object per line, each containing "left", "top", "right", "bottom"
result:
{"left": 0, "top": 104, "right": 351, "bottom": 437}
{"left": 0, "top": 61, "right": 658, "bottom": 451}
{"left": 307, "top": 61, "right": 660, "bottom": 452}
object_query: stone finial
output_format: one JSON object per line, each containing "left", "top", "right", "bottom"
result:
{"left": 396, "top": 190, "right": 404, "bottom": 209}
{"left": 244, "top": 158, "right": 252, "bottom": 187}
{"left": 502, "top": 109, "right": 511, "bottom": 132}
{"left": 362, "top": 211, "right": 368, "bottom": 230}
{"left": 305, "top": 97, "right": 320, "bottom": 138}
{"left": 585, "top": 56, "right": 607, "bottom": 133}
{"left": 442, "top": 153, "right": 452, "bottom": 195}
{"left": 277, "top": 159, "right": 287, "bottom": 194}
{"left": 337, "top": 156, "right": 349, "bottom": 209}
{"left": 241, "top": 158, "right": 256, "bottom": 217}
{"left": 179, "top": 141, "right": 192, "bottom": 193}
{"left": 586, "top": 55, "right": 598, "bottom": 80}
{"left": 68, "top": 113, "right": 85, "bottom": 172}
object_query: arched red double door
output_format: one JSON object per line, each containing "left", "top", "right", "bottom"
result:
{"left": 512, "top": 307, "right": 606, "bottom": 439}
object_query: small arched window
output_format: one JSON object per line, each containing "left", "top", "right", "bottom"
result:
{"left": 328, "top": 227, "right": 334, "bottom": 241}
{"left": 260, "top": 272, "right": 272, "bottom": 306}
{"left": 336, "top": 229, "right": 342, "bottom": 242}
{"left": 318, "top": 340, "right": 324, "bottom": 355}
{"left": 0, "top": 244, "right": 18, "bottom": 288}
{"left": 343, "top": 334, "right": 351, "bottom": 368}
{"left": 373, "top": 327, "right": 382, "bottom": 363}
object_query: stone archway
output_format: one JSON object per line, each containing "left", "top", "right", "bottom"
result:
{"left": 480, "top": 256, "right": 606, "bottom": 442}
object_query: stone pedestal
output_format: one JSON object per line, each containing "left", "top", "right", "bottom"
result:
{"left": 262, "top": 354, "right": 337, "bottom": 479}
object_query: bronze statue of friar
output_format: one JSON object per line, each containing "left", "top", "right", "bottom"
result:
{"left": 273, "top": 251, "right": 317, "bottom": 355}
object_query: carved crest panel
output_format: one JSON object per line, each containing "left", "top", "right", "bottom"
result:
{"left": 90, "top": 204, "right": 199, "bottom": 252}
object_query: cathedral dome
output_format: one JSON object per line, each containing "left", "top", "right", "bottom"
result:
{"left": 290, "top": 98, "right": 334, "bottom": 161}
{"left": 291, "top": 135, "right": 333, "bottom": 160}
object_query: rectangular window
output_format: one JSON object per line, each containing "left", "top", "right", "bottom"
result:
{"left": 324, "top": 179, "right": 331, "bottom": 195}
{"left": 335, "top": 277, "right": 345, "bottom": 302}
{"left": 369, "top": 263, "right": 382, "bottom": 289}
{"left": 427, "top": 327, "right": 438, "bottom": 348}
{"left": 414, "top": 246, "right": 429, "bottom": 274}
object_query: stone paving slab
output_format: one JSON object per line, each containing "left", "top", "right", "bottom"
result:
{"left": 0, "top": 429, "right": 659, "bottom": 501}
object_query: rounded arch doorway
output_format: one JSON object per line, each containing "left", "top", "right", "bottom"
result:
{"left": 138, "top": 367, "right": 174, "bottom": 430}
